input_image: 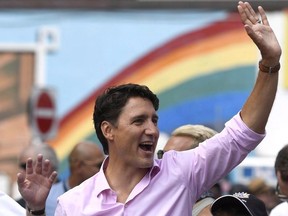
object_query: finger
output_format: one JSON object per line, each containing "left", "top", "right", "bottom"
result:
{"left": 35, "top": 154, "right": 43, "bottom": 175}
{"left": 26, "top": 158, "right": 34, "bottom": 175}
{"left": 237, "top": 2, "right": 253, "bottom": 26}
{"left": 244, "top": 2, "right": 259, "bottom": 24}
{"left": 258, "top": 6, "right": 269, "bottom": 26}
{"left": 49, "top": 171, "right": 58, "bottom": 184}
{"left": 17, "top": 172, "right": 25, "bottom": 185}
{"left": 43, "top": 159, "right": 51, "bottom": 177}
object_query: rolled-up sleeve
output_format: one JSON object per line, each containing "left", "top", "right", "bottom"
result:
{"left": 179, "top": 112, "right": 266, "bottom": 201}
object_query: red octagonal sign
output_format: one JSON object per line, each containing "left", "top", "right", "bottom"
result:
{"left": 30, "top": 88, "right": 57, "bottom": 141}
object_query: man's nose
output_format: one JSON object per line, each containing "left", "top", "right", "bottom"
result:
{"left": 145, "top": 122, "right": 159, "bottom": 136}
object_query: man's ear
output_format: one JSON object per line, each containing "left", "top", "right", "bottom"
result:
{"left": 75, "top": 160, "right": 83, "bottom": 170}
{"left": 101, "top": 121, "right": 114, "bottom": 141}
{"left": 70, "top": 159, "right": 82, "bottom": 174}
{"left": 276, "top": 170, "right": 285, "bottom": 183}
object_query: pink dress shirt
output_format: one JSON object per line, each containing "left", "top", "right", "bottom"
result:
{"left": 55, "top": 113, "right": 265, "bottom": 216}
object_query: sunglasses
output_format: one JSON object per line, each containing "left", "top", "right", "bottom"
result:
{"left": 276, "top": 183, "right": 288, "bottom": 202}
{"left": 19, "top": 162, "right": 26, "bottom": 170}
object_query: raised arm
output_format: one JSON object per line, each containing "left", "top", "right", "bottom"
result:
{"left": 17, "top": 154, "right": 57, "bottom": 216}
{"left": 237, "top": 1, "right": 282, "bottom": 133}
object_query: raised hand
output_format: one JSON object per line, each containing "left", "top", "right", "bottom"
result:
{"left": 17, "top": 154, "right": 57, "bottom": 212}
{"left": 237, "top": 1, "right": 281, "bottom": 66}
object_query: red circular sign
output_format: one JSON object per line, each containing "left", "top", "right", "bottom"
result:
{"left": 36, "top": 91, "right": 55, "bottom": 134}
{"left": 29, "top": 88, "right": 58, "bottom": 140}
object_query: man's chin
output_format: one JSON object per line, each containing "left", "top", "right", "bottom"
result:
{"left": 140, "top": 159, "right": 154, "bottom": 169}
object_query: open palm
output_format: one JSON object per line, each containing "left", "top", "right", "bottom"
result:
{"left": 17, "top": 154, "right": 57, "bottom": 210}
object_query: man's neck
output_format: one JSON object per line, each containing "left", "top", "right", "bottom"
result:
{"left": 104, "top": 159, "right": 150, "bottom": 203}
{"left": 68, "top": 175, "right": 80, "bottom": 189}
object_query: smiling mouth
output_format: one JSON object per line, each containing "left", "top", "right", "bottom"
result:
{"left": 139, "top": 144, "right": 153, "bottom": 152}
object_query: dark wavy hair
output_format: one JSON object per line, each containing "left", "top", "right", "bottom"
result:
{"left": 275, "top": 144, "right": 288, "bottom": 182}
{"left": 93, "top": 83, "right": 159, "bottom": 154}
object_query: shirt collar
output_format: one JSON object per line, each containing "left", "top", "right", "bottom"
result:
{"left": 94, "top": 157, "right": 161, "bottom": 196}
{"left": 94, "top": 156, "right": 111, "bottom": 196}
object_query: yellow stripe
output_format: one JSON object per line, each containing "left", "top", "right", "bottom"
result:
{"left": 55, "top": 118, "right": 94, "bottom": 159}
{"left": 121, "top": 29, "right": 248, "bottom": 85}
{"left": 141, "top": 43, "right": 257, "bottom": 93}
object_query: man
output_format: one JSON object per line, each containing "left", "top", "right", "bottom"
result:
{"left": 63, "top": 141, "right": 105, "bottom": 190}
{"left": 159, "top": 124, "right": 217, "bottom": 216}
{"left": 210, "top": 192, "right": 268, "bottom": 216}
{"left": 18, "top": 154, "right": 57, "bottom": 216}
{"left": 17, "top": 141, "right": 59, "bottom": 183}
{"left": 55, "top": 2, "right": 281, "bottom": 215}
{"left": 0, "top": 154, "right": 56, "bottom": 216}
{"left": 18, "top": 140, "right": 104, "bottom": 216}
{"left": 17, "top": 141, "right": 61, "bottom": 216}
{"left": 46, "top": 141, "right": 104, "bottom": 215}
{"left": 270, "top": 144, "right": 288, "bottom": 216}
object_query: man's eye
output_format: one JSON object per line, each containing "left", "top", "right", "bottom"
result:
{"left": 153, "top": 118, "right": 158, "bottom": 125}
{"left": 134, "top": 119, "right": 144, "bottom": 124}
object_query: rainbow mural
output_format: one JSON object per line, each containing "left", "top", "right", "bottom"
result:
{"left": 50, "top": 12, "right": 260, "bottom": 178}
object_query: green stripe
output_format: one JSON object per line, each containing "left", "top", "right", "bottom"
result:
{"left": 158, "top": 66, "right": 255, "bottom": 109}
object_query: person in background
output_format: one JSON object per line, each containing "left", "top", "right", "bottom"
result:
{"left": 17, "top": 140, "right": 105, "bottom": 216}
{"left": 17, "top": 140, "right": 60, "bottom": 214}
{"left": 64, "top": 141, "right": 105, "bottom": 191}
{"left": 45, "top": 140, "right": 105, "bottom": 216}
{"left": 270, "top": 144, "right": 288, "bottom": 216}
{"left": 210, "top": 182, "right": 223, "bottom": 200}
{"left": 0, "top": 154, "right": 56, "bottom": 216}
{"left": 54, "top": 2, "right": 282, "bottom": 215}
{"left": 210, "top": 192, "right": 268, "bottom": 216}
{"left": 18, "top": 154, "right": 57, "bottom": 216}
{"left": 248, "top": 177, "right": 280, "bottom": 214}
{"left": 160, "top": 124, "right": 217, "bottom": 216}
{"left": 229, "top": 183, "right": 250, "bottom": 195}
{"left": 161, "top": 124, "right": 217, "bottom": 154}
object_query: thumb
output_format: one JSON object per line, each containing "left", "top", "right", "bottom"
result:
{"left": 17, "top": 172, "right": 25, "bottom": 186}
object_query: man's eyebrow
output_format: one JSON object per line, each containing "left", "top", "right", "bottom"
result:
{"left": 130, "top": 113, "right": 158, "bottom": 120}
{"left": 131, "top": 114, "right": 146, "bottom": 118}
{"left": 153, "top": 114, "right": 159, "bottom": 120}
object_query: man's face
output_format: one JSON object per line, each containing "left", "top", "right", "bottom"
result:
{"left": 79, "top": 149, "right": 105, "bottom": 181}
{"left": 277, "top": 171, "right": 288, "bottom": 196}
{"left": 107, "top": 97, "right": 159, "bottom": 168}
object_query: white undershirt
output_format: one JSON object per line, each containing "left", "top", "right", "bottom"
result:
{"left": 0, "top": 190, "right": 25, "bottom": 216}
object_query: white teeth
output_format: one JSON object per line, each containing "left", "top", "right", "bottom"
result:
{"left": 141, "top": 142, "right": 153, "bottom": 145}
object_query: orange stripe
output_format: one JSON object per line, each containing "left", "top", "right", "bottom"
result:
{"left": 121, "top": 29, "right": 249, "bottom": 83}
{"left": 50, "top": 104, "right": 93, "bottom": 148}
